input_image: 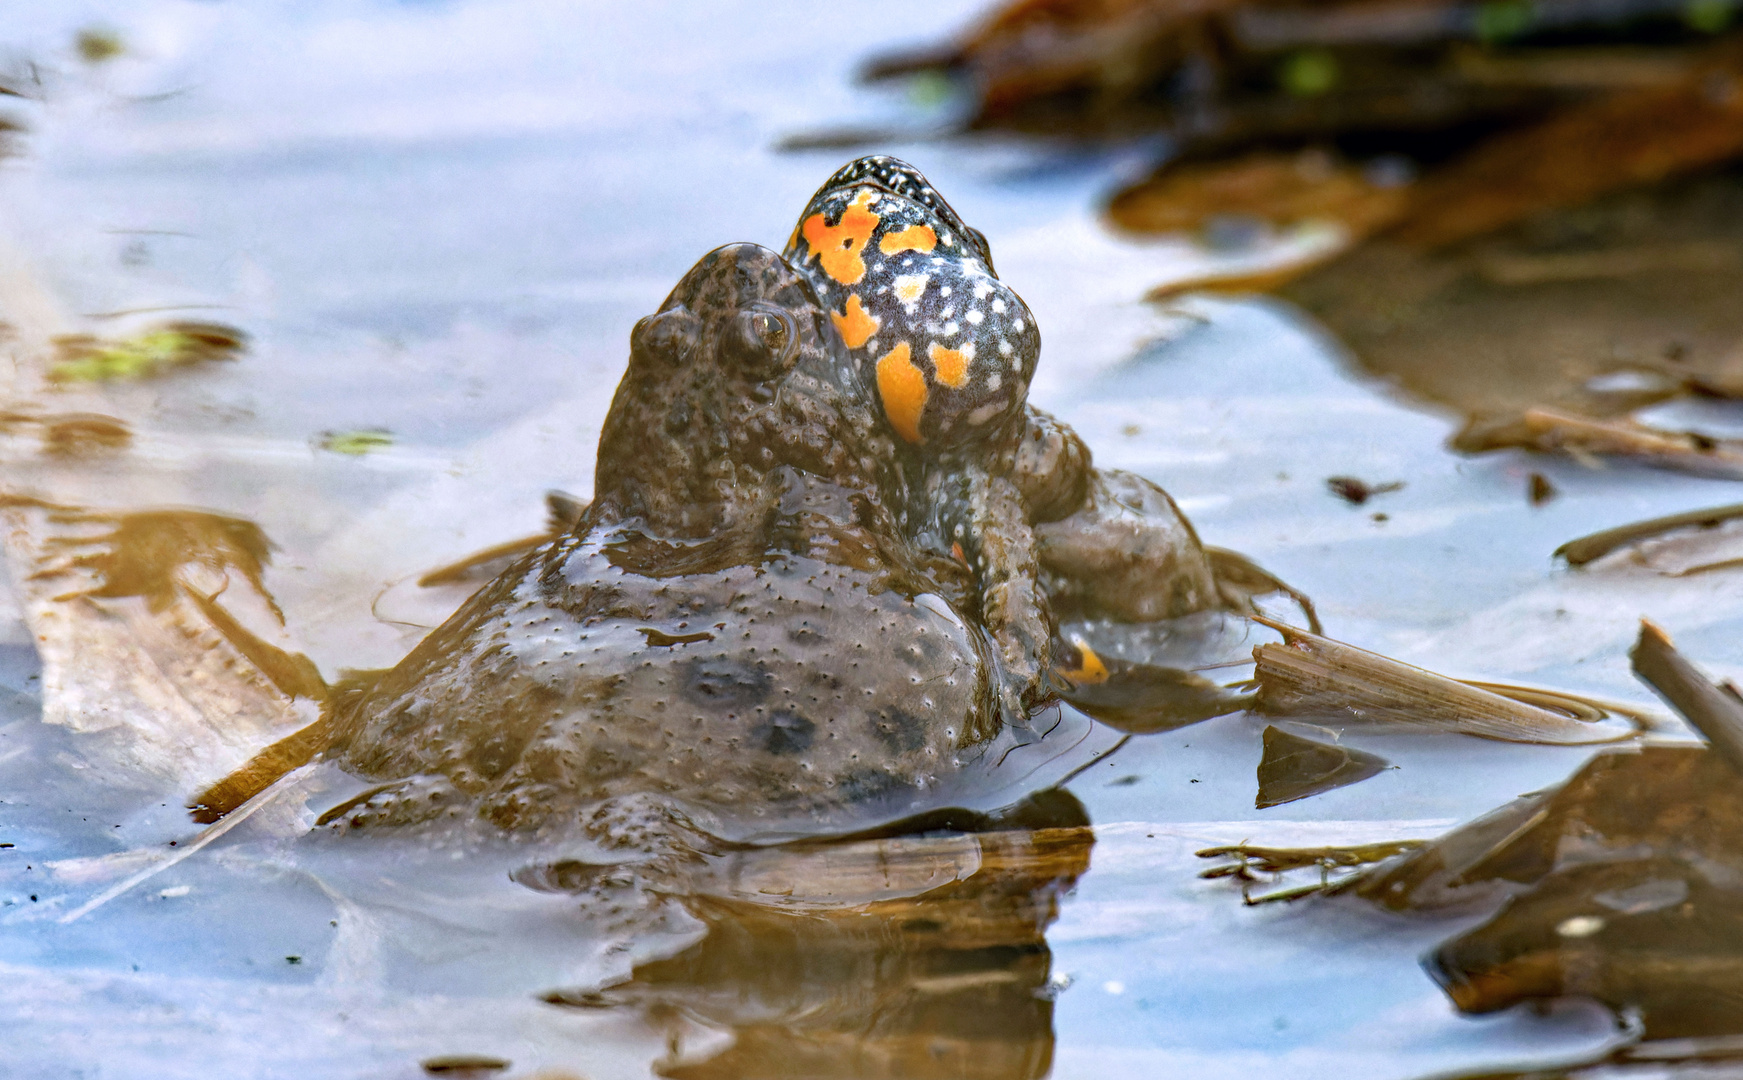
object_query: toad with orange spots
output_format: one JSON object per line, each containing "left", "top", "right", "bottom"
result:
{"left": 786, "top": 157, "right": 1314, "bottom": 723}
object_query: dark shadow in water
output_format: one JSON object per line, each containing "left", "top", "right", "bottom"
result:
{"left": 1254, "top": 724, "right": 1389, "bottom": 809}
{"left": 542, "top": 790, "right": 1093, "bottom": 1080}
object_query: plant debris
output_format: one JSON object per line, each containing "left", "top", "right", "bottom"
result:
{"left": 1458, "top": 407, "right": 1743, "bottom": 478}
{"left": 1325, "top": 476, "right": 1403, "bottom": 504}
{"left": 852, "top": 1, "right": 1743, "bottom": 447}
{"left": 1556, "top": 500, "right": 1743, "bottom": 566}
{"left": 1283, "top": 169, "right": 1743, "bottom": 460}
{"left": 1197, "top": 838, "right": 1426, "bottom": 903}
{"left": 38, "top": 413, "right": 131, "bottom": 457}
{"left": 1631, "top": 618, "right": 1743, "bottom": 771}
{"left": 315, "top": 429, "right": 393, "bottom": 457}
{"left": 47, "top": 323, "right": 246, "bottom": 384}
{"left": 1250, "top": 617, "right": 1647, "bottom": 742}
{"left": 74, "top": 27, "right": 125, "bottom": 65}
{"left": 419, "top": 1056, "right": 510, "bottom": 1076}
{"left": 1206, "top": 623, "right": 1743, "bottom": 1036}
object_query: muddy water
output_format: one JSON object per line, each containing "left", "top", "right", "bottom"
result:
{"left": 4, "top": 2, "right": 1743, "bottom": 1078}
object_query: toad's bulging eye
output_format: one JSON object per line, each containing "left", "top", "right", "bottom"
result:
{"left": 727, "top": 307, "right": 798, "bottom": 374}
{"left": 751, "top": 311, "right": 788, "bottom": 354}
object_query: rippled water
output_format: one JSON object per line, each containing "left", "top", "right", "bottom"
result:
{"left": 3, "top": 2, "right": 1741, "bottom": 1077}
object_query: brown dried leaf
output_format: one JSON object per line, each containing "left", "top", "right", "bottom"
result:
{"left": 1397, "top": 38, "right": 1743, "bottom": 248}
{"left": 1283, "top": 169, "right": 1743, "bottom": 431}
{"left": 1251, "top": 618, "right": 1642, "bottom": 743}
{"left": 1109, "top": 149, "right": 1409, "bottom": 237}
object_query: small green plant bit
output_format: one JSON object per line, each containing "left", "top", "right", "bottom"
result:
{"left": 316, "top": 429, "right": 394, "bottom": 457}
{"left": 75, "top": 27, "right": 125, "bottom": 65}
{"left": 47, "top": 323, "right": 246, "bottom": 384}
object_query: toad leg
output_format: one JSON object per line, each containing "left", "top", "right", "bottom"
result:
{"left": 946, "top": 468, "right": 1053, "bottom": 728}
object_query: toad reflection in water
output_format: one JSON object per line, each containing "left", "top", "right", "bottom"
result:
{"left": 785, "top": 156, "right": 1313, "bottom": 723}
{"left": 536, "top": 792, "right": 1093, "bottom": 1080}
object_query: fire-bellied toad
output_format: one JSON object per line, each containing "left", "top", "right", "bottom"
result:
{"left": 783, "top": 156, "right": 1313, "bottom": 717}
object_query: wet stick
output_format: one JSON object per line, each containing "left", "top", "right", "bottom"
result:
{"left": 190, "top": 716, "right": 334, "bottom": 823}
{"left": 1517, "top": 408, "right": 1743, "bottom": 479}
{"left": 1630, "top": 620, "right": 1743, "bottom": 774}
{"left": 1557, "top": 502, "right": 1743, "bottom": 567}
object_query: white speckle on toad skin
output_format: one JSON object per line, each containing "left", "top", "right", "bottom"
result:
{"left": 991, "top": 297, "right": 1006, "bottom": 313}
{"left": 966, "top": 310, "right": 984, "bottom": 325}
{"left": 894, "top": 274, "right": 929, "bottom": 305}
{"left": 998, "top": 339, "right": 1013, "bottom": 356}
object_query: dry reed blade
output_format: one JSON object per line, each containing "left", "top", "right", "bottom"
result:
{"left": 1251, "top": 617, "right": 1639, "bottom": 744}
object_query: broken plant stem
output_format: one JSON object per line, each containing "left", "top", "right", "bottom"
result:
{"left": 1630, "top": 620, "right": 1743, "bottom": 774}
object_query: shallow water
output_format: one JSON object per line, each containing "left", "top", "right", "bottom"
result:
{"left": 2, "top": 2, "right": 1742, "bottom": 1077}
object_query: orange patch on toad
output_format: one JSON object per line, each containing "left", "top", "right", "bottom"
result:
{"left": 1056, "top": 636, "right": 1109, "bottom": 685}
{"left": 875, "top": 342, "right": 927, "bottom": 444}
{"left": 831, "top": 293, "right": 880, "bottom": 349}
{"left": 800, "top": 190, "right": 881, "bottom": 286}
{"left": 879, "top": 223, "right": 937, "bottom": 255}
{"left": 928, "top": 343, "right": 969, "bottom": 388}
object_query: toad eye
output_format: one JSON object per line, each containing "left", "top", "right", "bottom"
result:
{"left": 750, "top": 311, "right": 788, "bottom": 353}
{"left": 728, "top": 307, "right": 798, "bottom": 374}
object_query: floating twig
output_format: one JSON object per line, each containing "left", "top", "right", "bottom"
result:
{"left": 1515, "top": 408, "right": 1743, "bottom": 480}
